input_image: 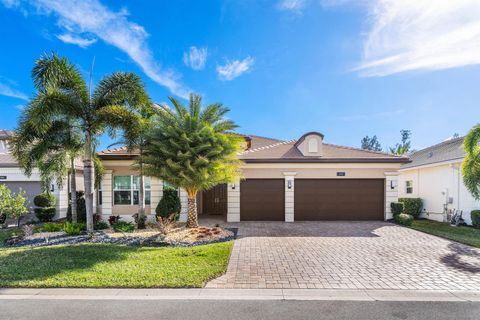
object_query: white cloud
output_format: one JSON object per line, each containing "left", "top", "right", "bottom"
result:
{"left": 216, "top": 57, "right": 254, "bottom": 81}
{"left": 277, "top": 0, "right": 306, "bottom": 12}
{"left": 57, "top": 33, "right": 97, "bottom": 48}
{"left": 335, "top": 0, "right": 480, "bottom": 76}
{"left": 183, "top": 46, "right": 208, "bottom": 70}
{"left": 339, "top": 109, "right": 405, "bottom": 121}
{"left": 2, "top": 0, "right": 191, "bottom": 98}
{"left": 0, "top": 82, "right": 28, "bottom": 100}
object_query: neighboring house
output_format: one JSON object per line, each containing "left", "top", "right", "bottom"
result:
{"left": 0, "top": 129, "right": 83, "bottom": 219}
{"left": 96, "top": 132, "right": 409, "bottom": 222}
{"left": 398, "top": 137, "right": 478, "bottom": 225}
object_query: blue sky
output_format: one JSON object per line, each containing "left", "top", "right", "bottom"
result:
{"left": 1, "top": 0, "right": 480, "bottom": 151}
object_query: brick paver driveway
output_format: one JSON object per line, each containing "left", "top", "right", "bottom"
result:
{"left": 205, "top": 221, "right": 480, "bottom": 290}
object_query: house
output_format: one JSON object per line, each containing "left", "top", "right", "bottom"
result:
{"left": 398, "top": 136, "right": 478, "bottom": 225}
{"left": 0, "top": 129, "right": 83, "bottom": 219}
{"left": 96, "top": 132, "right": 409, "bottom": 222}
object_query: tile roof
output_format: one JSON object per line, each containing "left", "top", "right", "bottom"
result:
{"left": 401, "top": 137, "right": 465, "bottom": 169}
{"left": 0, "top": 153, "right": 17, "bottom": 167}
{"left": 0, "top": 130, "right": 13, "bottom": 140}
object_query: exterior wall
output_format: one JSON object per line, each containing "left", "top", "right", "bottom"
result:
{"left": 227, "top": 179, "right": 240, "bottom": 222}
{"left": 296, "top": 134, "right": 323, "bottom": 157}
{"left": 399, "top": 161, "right": 479, "bottom": 225}
{"left": 384, "top": 172, "right": 399, "bottom": 220}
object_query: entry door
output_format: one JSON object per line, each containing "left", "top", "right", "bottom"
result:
{"left": 202, "top": 184, "right": 227, "bottom": 215}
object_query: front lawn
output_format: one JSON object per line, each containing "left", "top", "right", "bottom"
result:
{"left": 0, "top": 242, "right": 233, "bottom": 288}
{"left": 409, "top": 219, "right": 480, "bottom": 248}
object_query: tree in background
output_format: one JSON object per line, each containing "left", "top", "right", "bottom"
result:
{"left": 462, "top": 124, "right": 480, "bottom": 199}
{"left": 23, "top": 53, "right": 150, "bottom": 231}
{"left": 142, "top": 94, "right": 243, "bottom": 228}
{"left": 389, "top": 130, "right": 412, "bottom": 155}
{"left": 0, "top": 185, "right": 29, "bottom": 227}
{"left": 361, "top": 135, "right": 382, "bottom": 151}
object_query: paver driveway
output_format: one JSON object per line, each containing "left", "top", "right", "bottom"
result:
{"left": 205, "top": 221, "right": 480, "bottom": 290}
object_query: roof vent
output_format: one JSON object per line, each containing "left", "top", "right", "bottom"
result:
{"left": 295, "top": 132, "right": 324, "bottom": 157}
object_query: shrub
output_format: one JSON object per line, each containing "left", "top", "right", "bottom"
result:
{"left": 40, "top": 222, "right": 63, "bottom": 232}
{"left": 156, "top": 189, "right": 181, "bottom": 219}
{"left": 66, "top": 191, "right": 86, "bottom": 223}
{"left": 34, "top": 207, "right": 56, "bottom": 222}
{"left": 132, "top": 213, "right": 147, "bottom": 229}
{"left": 390, "top": 202, "right": 404, "bottom": 216}
{"left": 108, "top": 215, "right": 120, "bottom": 226}
{"left": 33, "top": 193, "right": 56, "bottom": 208}
{"left": 63, "top": 222, "right": 86, "bottom": 236}
{"left": 395, "top": 213, "right": 414, "bottom": 226}
{"left": 398, "top": 198, "right": 423, "bottom": 218}
{"left": 471, "top": 210, "right": 480, "bottom": 228}
{"left": 94, "top": 221, "right": 109, "bottom": 230}
{"left": 112, "top": 220, "right": 135, "bottom": 233}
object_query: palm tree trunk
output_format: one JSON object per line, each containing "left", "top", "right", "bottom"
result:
{"left": 83, "top": 133, "right": 94, "bottom": 232}
{"left": 70, "top": 156, "right": 78, "bottom": 223}
{"left": 186, "top": 192, "right": 198, "bottom": 228}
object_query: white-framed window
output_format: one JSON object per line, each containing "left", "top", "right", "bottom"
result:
{"left": 113, "top": 175, "right": 151, "bottom": 205}
{"left": 405, "top": 180, "right": 413, "bottom": 194}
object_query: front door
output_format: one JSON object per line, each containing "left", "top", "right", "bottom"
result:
{"left": 202, "top": 183, "right": 227, "bottom": 215}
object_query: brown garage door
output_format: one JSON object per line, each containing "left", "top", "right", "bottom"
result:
{"left": 240, "top": 179, "right": 284, "bottom": 221}
{"left": 295, "top": 179, "right": 384, "bottom": 221}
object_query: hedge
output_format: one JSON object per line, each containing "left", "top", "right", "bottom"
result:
{"left": 471, "top": 210, "right": 480, "bottom": 228}
{"left": 398, "top": 198, "right": 423, "bottom": 218}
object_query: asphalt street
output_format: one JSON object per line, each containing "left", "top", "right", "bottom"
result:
{"left": 1, "top": 299, "right": 479, "bottom": 320}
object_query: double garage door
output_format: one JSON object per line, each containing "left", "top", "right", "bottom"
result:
{"left": 240, "top": 179, "right": 384, "bottom": 221}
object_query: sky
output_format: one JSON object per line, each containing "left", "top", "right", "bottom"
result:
{"left": 1, "top": 0, "right": 480, "bottom": 152}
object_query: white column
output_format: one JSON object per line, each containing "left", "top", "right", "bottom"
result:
{"left": 283, "top": 172, "right": 296, "bottom": 222}
{"left": 227, "top": 179, "right": 240, "bottom": 222}
{"left": 54, "top": 178, "right": 69, "bottom": 219}
{"left": 179, "top": 188, "right": 188, "bottom": 222}
{"left": 101, "top": 170, "right": 113, "bottom": 217}
{"left": 385, "top": 171, "right": 399, "bottom": 220}
{"left": 150, "top": 177, "right": 163, "bottom": 217}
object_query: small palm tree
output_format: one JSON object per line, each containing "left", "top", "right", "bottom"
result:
{"left": 22, "top": 53, "right": 150, "bottom": 231}
{"left": 462, "top": 124, "right": 480, "bottom": 199}
{"left": 142, "top": 94, "right": 243, "bottom": 228}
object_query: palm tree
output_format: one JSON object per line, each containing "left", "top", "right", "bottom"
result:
{"left": 141, "top": 94, "right": 243, "bottom": 228}
{"left": 23, "top": 53, "right": 150, "bottom": 231}
{"left": 462, "top": 124, "right": 480, "bottom": 199}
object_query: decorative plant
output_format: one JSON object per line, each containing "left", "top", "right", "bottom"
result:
{"left": 132, "top": 212, "right": 147, "bottom": 229}
{"left": 398, "top": 198, "right": 422, "bottom": 218}
{"left": 471, "top": 210, "right": 480, "bottom": 228}
{"left": 94, "top": 221, "right": 109, "bottom": 230}
{"left": 390, "top": 202, "right": 404, "bottom": 216}
{"left": 22, "top": 224, "right": 35, "bottom": 237}
{"left": 462, "top": 124, "right": 480, "bottom": 199}
{"left": 156, "top": 189, "right": 181, "bottom": 220}
{"left": 40, "top": 222, "right": 63, "bottom": 232}
{"left": 395, "top": 213, "right": 414, "bottom": 226}
{"left": 63, "top": 222, "right": 85, "bottom": 236}
{"left": 33, "top": 192, "right": 56, "bottom": 222}
{"left": 0, "top": 185, "right": 29, "bottom": 227}
{"left": 66, "top": 191, "right": 86, "bottom": 223}
{"left": 112, "top": 220, "right": 135, "bottom": 233}
{"left": 108, "top": 215, "right": 120, "bottom": 226}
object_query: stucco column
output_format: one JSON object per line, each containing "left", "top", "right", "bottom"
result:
{"left": 384, "top": 171, "right": 399, "bottom": 220}
{"left": 283, "top": 172, "right": 296, "bottom": 222}
{"left": 227, "top": 179, "right": 241, "bottom": 222}
{"left": 54, "top": 178, "right": 69, "bottom": 219}
{"left": 179, "top": 188, "right": 188, "bottom": 222}
{"left": 150, "top": 177, "right": 162, "bottom": 218}
{"left": 101, "top": 170, "right": 113, "bottom": 217}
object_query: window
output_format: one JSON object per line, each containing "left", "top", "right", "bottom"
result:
{"left": 308, "top": 138, "right": 318, "bottom": 153}
{"left": 405, "top": 180, "right": 413, "bottom": 194}
{"left": 114, "top": 176, "right": 151, "bottom": 205}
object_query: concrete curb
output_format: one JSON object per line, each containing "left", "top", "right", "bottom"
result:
{"left": 0, "top": 288, "right": 479, "bottom": 302}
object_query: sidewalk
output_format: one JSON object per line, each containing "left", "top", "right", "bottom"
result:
{"left": 1, "top": 288, "right": 480, "bottom": 302}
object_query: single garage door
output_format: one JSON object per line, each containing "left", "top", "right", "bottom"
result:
{"left": 240, "top": 179, "right": 284, "bottom": 221}
{"left": 295, "top": 179, "right": 384, "bottom": 221}
{"left": 0, "top": 181, "right": 42, "bottom": 206}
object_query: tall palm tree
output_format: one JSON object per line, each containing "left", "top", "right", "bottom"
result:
{"left": 462, "top": 124, "right": 480, "bottom": 199}
{"left": 141, "top": 94, "right": 243, "bottom": 228}
{"left": 24, "top": 53, "right": 150, "bottom": 231}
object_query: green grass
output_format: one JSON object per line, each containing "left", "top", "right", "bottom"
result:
{"left": 0, "top": 242, "right": 233, "bottom": 288}
{"left": 409, "top": 219, "right": 480, "bottom": 248}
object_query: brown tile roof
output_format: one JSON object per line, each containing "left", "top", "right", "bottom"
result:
{"left": 0, "top": 153, "right": 18, "bottom": 167}
{"left": 0, "top": 130, "right": 14, "bottom": 140}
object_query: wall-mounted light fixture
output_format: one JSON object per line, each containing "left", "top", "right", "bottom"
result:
{"left": 390, "top": 180, "right": 397, "bottom": 190}
{"left": 50, "top": 184, "right": 55, "bottom": 192}
{"left": 231, "top": 183, "right": 236, "bottom": 190}
{"left": 287, "top": 180, "right": 293, "bottom": 190}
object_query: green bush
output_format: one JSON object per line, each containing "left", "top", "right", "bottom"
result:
{"left": 112, "top": 220, "right": 135, "bottom": 233}
{"left": 40, "top": 222, "right": 63, "bottom": 232}
{"left": 156, "top": 189, "right": 181, "bottom": 219}
{"left": 94, "top": 221, "right": 109, "bottom": 230}
{"left": 471, "top": 210, "right": 480, "bottom": 228}
{"left": 66, "top": 191, "right": 86, "bottom": 223}
{"left": 398, "top": 198, "right": 423, "bottom": 218}
{"left": 34, "top": 207, "right": 56, "bottom": 222}
{"left": 395, "top": 213, "right": 414, "bottom": 226}
{"left": 63, "top": 222, "right": 86, "bottom": 235}
{"left": 33, "top": 193, "right": 56, "bottom": 208}
{"left": 390, "top": 202, "right": 404, "bottom": 216}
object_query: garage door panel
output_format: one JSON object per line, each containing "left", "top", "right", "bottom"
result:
{"left": 295, "top": 179, "right": 384, "bottom": 221}
{"left": 240, "top": 179, "right": 284, "bottom": 221}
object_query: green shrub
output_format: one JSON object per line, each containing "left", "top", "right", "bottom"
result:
{"left": 112, "top": 220, "right": 135, "bottom": 233}
{"left": 66, "top": 191, "right": 86, "bottom": 223}
{"left": 40, "top": 222, "right": 63, "bottom": 232}
{"left": 156, "top": 189, "right": 181, "bottom": 219}
{"left": 398, "top": 198, "right": 423, "bottom": 218}
{"left": 395, "top": 213, "right": 414, "bottom": 226}
{"left": 390, "top": 202, "right": 404, "bottom": 216}
{"left": 63, "top": 222, "right": 86, "bottom": 235}
{"left": 33, "top": 193, "right": 56, "bottom": 208}
{"left": 471, "top": 210, "right": 480, "bottom": 228}
{"left": 34, "top": 207, "right": 56, "bottom": 222}
{"left": 94, "top": 221, "right": 109, "bottom": 230}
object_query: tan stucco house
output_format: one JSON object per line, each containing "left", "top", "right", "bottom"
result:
{"left": 96, "top": 132, "right": 409, "bottom": 222}
{"left": 398, "top": 137, "right": 478, "bottom": 225}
